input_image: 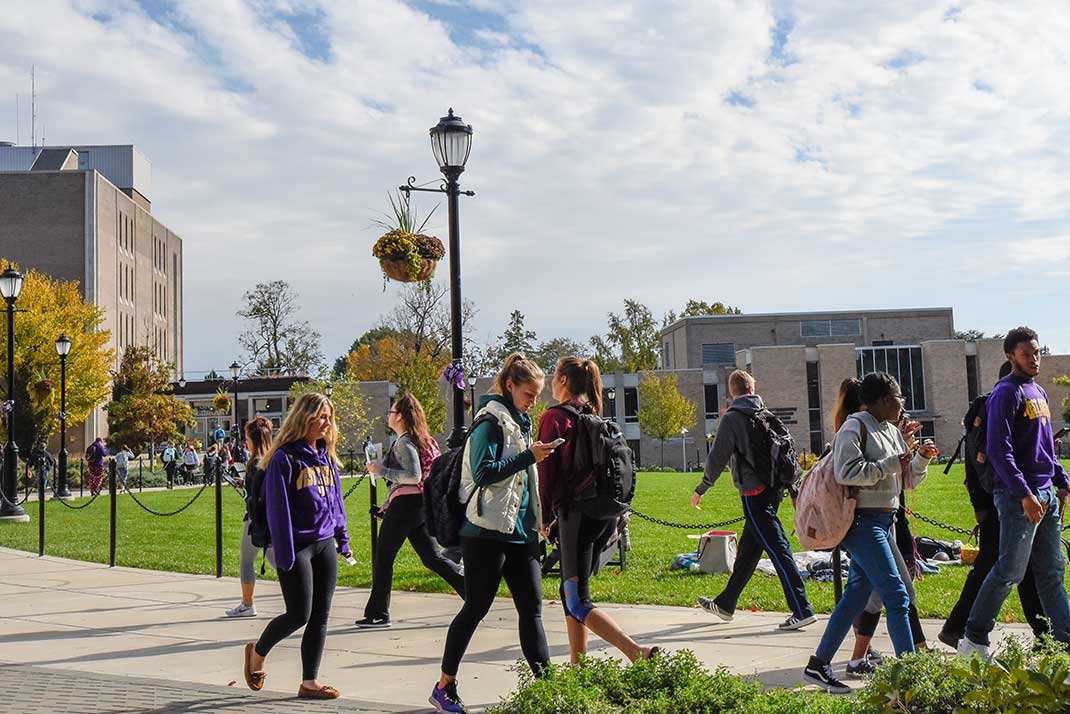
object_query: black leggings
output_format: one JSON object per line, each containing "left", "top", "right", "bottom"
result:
{"left": 255, "top": 537, "right": 337, "bottom": 681}
{"left": 557, "top": 510, "right": 617, "bottom": 620}
{"left": 364, "top": 494, "right": 465, "bottom": 620}
{"left": 441, "top": 536, "right": 549, "bottom": 678}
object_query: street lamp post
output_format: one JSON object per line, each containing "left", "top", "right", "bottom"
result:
{"left": 324, "top": 383, "right": 333, "bottom": 399}
{"left": 0, "top": 267, "right": 27, "bottom": 520}
{"left": 400, "top": 108, "right": 474, "bottom": 448}
{"left": 680, "top": 427, "right": 688, "bottom": 472}
{"left": 55, "top": 334, "right": 72, "bottom": 499}
{"left": 229, "top": 362, "right": 241, "bottom": 442}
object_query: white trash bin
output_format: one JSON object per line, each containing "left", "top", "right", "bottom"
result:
{"left": 694, "top": 530, "right": 737, "bottom": 574}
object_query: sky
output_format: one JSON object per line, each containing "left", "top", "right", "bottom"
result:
{"left": 2, "top": 0, "right": 1069, "bottom": 376}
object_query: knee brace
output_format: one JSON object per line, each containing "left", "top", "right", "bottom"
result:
{"left": 562, "top": 579, "right": 594, "bottom": 623}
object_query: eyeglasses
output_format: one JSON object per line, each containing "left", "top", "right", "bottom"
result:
{"left": 387, "top": 410, "right": 399, "bottom": 415}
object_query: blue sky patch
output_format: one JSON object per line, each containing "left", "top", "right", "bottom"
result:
{"left": 271, "top": 6, "right": 331, "bottom": 63}
{"left": 883, "top": 49, "right": 925, "bottom": 70}
{"left": 770, "top": 16, "right": 797, "bottom": 66}
{"left": 726, "top": 90, "right": 756, "bottom": 108}
{"left": 974, "top": 79, "right": 994, "bottom": 93}
{"left": 408, "top": 0, "right": 544, "bottom": 57}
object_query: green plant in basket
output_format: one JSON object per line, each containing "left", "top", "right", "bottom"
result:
{"left": 371, "top": 191, "right": 444, "bottom": 284}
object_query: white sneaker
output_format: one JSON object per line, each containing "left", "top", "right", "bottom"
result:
{"left": 779, "top": 614, "right": 818, "bottom": 631}
{"left": 225, "top": 602, "right": 257, "bottom": 618}
{"left": 956, "top": 636, "right": 990, "bottom": 661}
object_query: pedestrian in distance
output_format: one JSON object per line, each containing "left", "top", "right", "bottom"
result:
{"left": 430, "top": 353, "right": 557, "bottom": 714}
{"left": 957, "top": 327, "right": 1070, "bottom": 660}
{"left": 539, "top": 356, "right": 659, "bottom": 664}
{"left": 203, "top": 443, "right": 220, "bottom": 486}
{"left": 243, "top": 392, "right": 351, "bottom": 700}
{"left": 85, "top": 437, "right": 107, "bottom": 495}
{"left": 803, "top": 372, "right": 937, "bottom": 694}
{"left": 180, "top": 441, "right": 200, "bottom": 486}
{"left": 692, "top": 369, "right": 817, "bottom": 631}
{"left": 226, "top": 416, "right": 273, "bottom": 618}
{"left": 940, "top": 360, "right": 1049, "bottom": 648}
{"left": 357, "top": 393, "right": 465, "bottom": 628}
{"left": 213, "top": 423, "right": 226, "bottom": 445}
{"left": 160, "top": 442, "right": 177, "bottom": 489}
{"left": 115, "top": 445, "right": 134, "bottom": 489}
{"left": 830, "top": 379, "right": 930, "bottom": 679}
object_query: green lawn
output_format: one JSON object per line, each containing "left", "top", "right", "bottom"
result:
{"left": 3, "top": 463, "right": 1068, "bottom": 623}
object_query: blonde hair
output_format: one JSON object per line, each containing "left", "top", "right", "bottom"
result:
{"left": 493, "top": 352, "right": 545, "bottom": 395}
{"left": 262, "top": 392, "right": 339, "bottom": 468}
{"left": 728, "top": 369, "right": 755, "bottom": 397}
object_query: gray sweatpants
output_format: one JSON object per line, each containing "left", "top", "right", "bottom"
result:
{"left": 239, "top": 522, "right": 260, "bottom": 585}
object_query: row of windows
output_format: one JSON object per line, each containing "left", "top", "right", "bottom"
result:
{"left": 153, "top": 282, "right": 168, "bottom": 318}
{"left": 119, "top": 262, "right": 134, "bottom": 304}
{"left": 856, "top": 346, "right": 926, "bottom": 412}
{"left": 118, "top": 212, "right": 134, "bottom": 255}
{"left": 802, "top": 319, "right": 861, "bottom": 338}
{"left": 152, "top": 235, "right": 168, "bottom": 275}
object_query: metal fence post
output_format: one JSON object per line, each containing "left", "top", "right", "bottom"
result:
{"left": 139, "top": 458, "right": 143, "bottom": 492}
{"left": 37, "top": 461, "right": 45, "bottom": 557}
{"left": 215, "top": 458, "right": 223, "bottom": 578}
{"left": 79, "top": 460, "right": 84, "bottom": 498}
{"left": 109, "top": 459, "right": 117, "bottom": 567}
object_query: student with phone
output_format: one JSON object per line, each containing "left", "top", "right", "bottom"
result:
{"left": 357, "top": 392, "right": 464, "bottom": 628}
{"left": 539, "top": 357, "right": 658, "bottom": 664}
{"left": 243, "top": 392, "right": 351, "bottom": 700}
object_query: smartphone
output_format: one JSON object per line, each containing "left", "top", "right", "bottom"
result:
{"left": 343, "top": 554, "right": 357, "bottom": 566}
{"left": 549, "top": 437, "right": 566, "bottom": 448}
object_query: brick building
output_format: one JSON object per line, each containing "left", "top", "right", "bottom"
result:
{"left": 0, "top": 143, "right": 184, "bottom": 451}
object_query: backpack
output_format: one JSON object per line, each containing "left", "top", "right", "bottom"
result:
{"left": 423, "top": 415, "right": 494, "bottom": 548}
{"left": 963, "top": 385, "right": 1027, "bottom": 494}
{"left": 248, "top": 454, "right": 294, "bottom": 549}
{"left": 733, "top": 407, "right": 802, "bottom": 491}
{"left": 794, "top": 418, "right": 867, "bottom": 550}
{"left": 550, "top": 404, "right": 636, "bottom": 519}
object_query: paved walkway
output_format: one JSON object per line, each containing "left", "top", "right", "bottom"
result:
{"left": 0, "top": 547, "right": 1031, "bottom": 713}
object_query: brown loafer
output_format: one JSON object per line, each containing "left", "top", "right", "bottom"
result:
{"left": 243, "top": 642, "right": 266, "bottom": 691}
{"left": 298, "top": 684, "right": 341, "bottom": 699}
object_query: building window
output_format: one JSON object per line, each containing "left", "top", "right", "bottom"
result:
{"left": 704, "top": 384, "right": 720, "bottom": 420}
{"left": 806, "top": 361, "right": 823, "bottom": 454}
{"left": 624, "top": 387, "right": 639, "bottom": 423}
{"left": 801, "top": 319, "right": 861, "bottom": 338}
{"left": 663, "top": 342, "right": 671, "bottom": 369}
{"left": 856, "top": 346, "right": 926, "bottom": 411}
{"left": 872, "top": 339, "right": 893, "bottom": 346}
{"left": 966, "top": 354, "right": 979, "bottom": 402}
{"left": 702, "top": 343, "right": 736, "bottom": 365}
{"left": 918, "top": 420, "right": 936, "bottom": 439}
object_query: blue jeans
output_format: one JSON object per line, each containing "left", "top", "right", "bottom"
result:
{"left": 815, "top": 510, "right": 914, "bottom": 662}
{"left": 965, "top": 485, "right": 1070, "bottom": 646}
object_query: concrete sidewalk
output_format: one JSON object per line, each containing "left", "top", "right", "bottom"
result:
{"left": 0, "top": 546, "right": 1030, "bottom": 713}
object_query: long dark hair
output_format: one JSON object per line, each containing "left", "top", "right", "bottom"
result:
{"left": 393, "top": 392, "right": 433, "bottom": 454}
{"left": 833, "top": 378, "right": 862, "bottom": 432}
{"left": 555, "top": 357, "right": 603, "bottom": 414}
{"left": 245, "top": 416, "right": 273, "bottom": 467}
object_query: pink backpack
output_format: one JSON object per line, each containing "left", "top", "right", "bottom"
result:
{"left": 794, "top": 419, "right": 867, "bottom": 550}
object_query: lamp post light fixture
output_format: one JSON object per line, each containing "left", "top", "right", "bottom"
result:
{"left": 680, "top": 427, "right": 689, "bottom": 472}
{"left": 178, "top": 375, "right": 186, "bottom": 389}
{"left": 324, "top": 383, "right": 334, "bottom": 399}
{"left": 399, "top": 108, "right": 474, "bottom": 448}
{"left": 0, "top": 267, "right": 28, "bottom": 520}
{"left": 54, "top": 334, "right": 72, "bottom": 499}
{"left": 229, "top": 362, "right": 241, "bottom": 441}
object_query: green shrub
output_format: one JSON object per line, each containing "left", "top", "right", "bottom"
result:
{"left": 856, "top": 650, "right": 974, "bottom": 713}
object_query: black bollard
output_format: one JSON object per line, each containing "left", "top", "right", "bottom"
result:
{"left": 109, "top": 459, "right": 117, "bottom": 568}
{"left": 139, "top": 458, "right": 143, "bottom": 492}
{"left": 79, "top": 460, "right": 84, "bottom": 498}
{"left": 215, "top": 458, "right": 223, "bottom": 578}
{"left": 38, "top": 461, "right": 45, "bottom": 557}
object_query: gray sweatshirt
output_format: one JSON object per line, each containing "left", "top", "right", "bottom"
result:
{"left": 833, "top": 411, "right": 931, "bottom": 510}
{"left": 378, "top": 434, "right": 422, "bottom": 499}
{"left": 696, "top": 394, "right": 768, "bottom": 495}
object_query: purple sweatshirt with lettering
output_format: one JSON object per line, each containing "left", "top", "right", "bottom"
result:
{"left": 986, "top": 374, "right": 1070, "bottom": 500}
{"left": 264, "top": 440, "right": 350, "bottom": 572}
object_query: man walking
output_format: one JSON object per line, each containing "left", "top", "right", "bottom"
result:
{"left": 959, "top": 327, "right": 1070, "bottom": 659}
{"left": 690, "top": 370, "right": 816, "bottom": 630}
{"left": 161, "top": 442, "right": 177, "bottom": 489}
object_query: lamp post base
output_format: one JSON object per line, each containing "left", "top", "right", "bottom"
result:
{"left": 0, "top": 508, "right": 30, "bottom": 522}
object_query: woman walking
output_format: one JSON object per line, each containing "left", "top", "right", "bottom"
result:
{"left": 85, "top": 437, "right": 107, "bottom": 495}
{"left": 357, "top": 393, "right": 464, "bottom": 628}
{"left": 225, "top": 416, "right": 273, "bottom": 618}
{"left": 539, "top": 357, "right": 657, "bottom": 663}
{"left": 802, "top": 372, "right": 937, "bottom": 693}
{"left": 430, "top": 353, "right": 556, "bottom": 714}
{"left": 180, "top": 442, "right": 199, "bottom": 486}
{"left": 243, "top": 392, "right": 351, "bottom": 699}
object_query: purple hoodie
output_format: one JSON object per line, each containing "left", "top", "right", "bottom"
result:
{"left": 986, "top": 373, "right": 1070, "bottom": 500}
{"left": 264, "top": 440, "right": 350, "bottom": 572}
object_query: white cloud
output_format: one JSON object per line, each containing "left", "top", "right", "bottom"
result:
{"left": 2, "top": 0, "right": 1070, "bottom": 375}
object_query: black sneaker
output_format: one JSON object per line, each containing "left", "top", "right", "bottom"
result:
{"left": 866, "top": 648, "right": 884, "bottom": 665}
{"left": 803, "top": 656, "right": 851, "bottom": 694}
{"left": 937, "top": 629, "right": 961, "bottom": 649}
{"left": 355, "top": 616, "right": 391, "bottom": 628}
{"left": 845, "top": 656, "right": 878, "bottom": 678}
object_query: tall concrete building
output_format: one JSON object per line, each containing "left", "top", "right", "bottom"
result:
{"left": 0, "top": 143, "right": 184, "bottom": 446}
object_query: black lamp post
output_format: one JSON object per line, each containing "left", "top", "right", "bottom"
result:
{"left": 400, "top": 108, "right": 474, "bottom": 448}
{"left": 229, "top": 362, "right": 241, "bottom": 441}
{"left": 0, "top": 267, "right": 27, "bottom": 520}
{"left": 54, "top": 334, "right": 72, "bottom": 499}
{"left": 324, "top": 383, "right": 334, "bottom": 399}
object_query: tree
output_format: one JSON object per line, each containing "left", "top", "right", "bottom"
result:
{"left": 380, "top": 281, "right": 478, "bottom": 361}
{"left": 332, "top": 325, "right": 397, "bottom": 377}
{"left": 237, "top": 280, "right": 323, "bottom": 376}
{"left": 288, "top": 379, "right": 376, "bottom": 454}
{"left": 482, "top": 310, "right": 538, "bottom": 371}
{"left": 343, "top": 337, "right": 449, "bottom": 435}
{"left": 531, "top": 337, "right": 590, "bottom": 374}
{"left": 955, "top": 329, "right": 1005, "bottom": 341}
{"left": 1054, "top": 375, "right": 1070, "bottom": 424}
{"left": 664, "top": 299, "right": 743, "bottom": 325}
{"left": 0, "top": 264, "right": 112, "bottom": 452}
{"left": 105, "top": 346, "right": 194, "bottom": 451}
{"left": 637, "top": 373, "right": 696, "bottom": 467}
{"left": 590, "top": 299, "right": 660, "bottom": 373}
{"left": 391, "top": 354, "right": 448, "bottom": 435}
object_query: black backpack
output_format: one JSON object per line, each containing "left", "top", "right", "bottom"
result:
{"left": 734, "top": 407, "right": 802, "bottom": 491}
{"left": 247, "top": 455, "right": 299, "bottom": 549}
{"left": 423, "top": 415, "right": 494, "bottom": 548}
{"left": 963, "top": 385, "right": 1026, "bottom": 494}
{"left": 551, "top": 404, "right": 636, "bottom": 519}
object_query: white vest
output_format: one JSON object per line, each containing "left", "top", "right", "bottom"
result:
{"left": 460, "top": 399, "right": 542, "bottom": 536}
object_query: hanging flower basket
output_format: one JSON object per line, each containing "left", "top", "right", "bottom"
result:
{"left": 373, "top": 230, "right": 445, "bottom": 284}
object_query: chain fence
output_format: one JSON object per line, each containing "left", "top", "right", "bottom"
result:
{"left": 121, "top": 480, "right": 211, "bottom": 517}
{"left": 50, "top": 490, "right": 102, "bottom": 510}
